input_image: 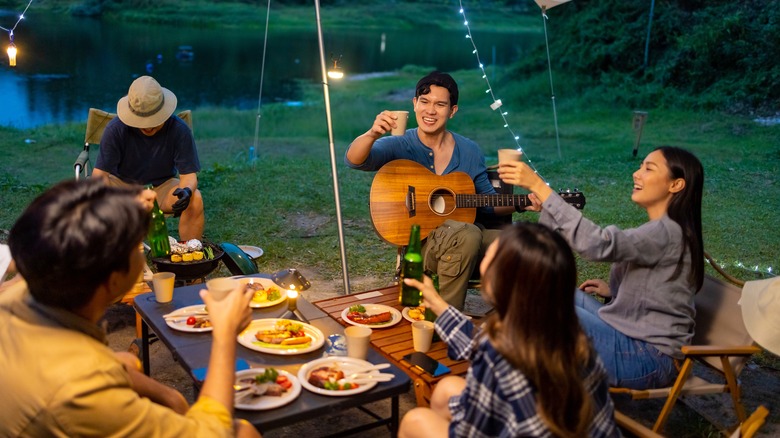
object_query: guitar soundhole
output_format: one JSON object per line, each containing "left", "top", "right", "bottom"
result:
{"left": 429, "top": 189, "right": 456, "bottom": 215}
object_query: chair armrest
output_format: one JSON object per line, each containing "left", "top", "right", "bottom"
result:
{"left": 681, "top": 345, "right": 761, "bottom": 356}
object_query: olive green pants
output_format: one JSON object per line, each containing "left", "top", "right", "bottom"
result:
{"left": 422, "top": 220, "right": 501, "bottom": 311}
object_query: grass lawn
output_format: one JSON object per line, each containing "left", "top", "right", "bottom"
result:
{"left": 2, "top": 66, "right": 777, "bottom": 287}
{"left": 1, "top": 64, "right": 779, "bottom": 438}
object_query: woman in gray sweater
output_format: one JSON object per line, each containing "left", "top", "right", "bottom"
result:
{"left": 498, "top": 146, "right": 704, "bottom": 389}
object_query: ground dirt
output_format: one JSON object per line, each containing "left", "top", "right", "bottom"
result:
{"left": 106, "top": 276, "right": 780, "bottom": 437}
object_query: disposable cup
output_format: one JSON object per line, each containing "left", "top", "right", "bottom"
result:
{"left": 411, "top": 320, "right": 435, "bottom": 353}
{"left": 389, "top": 111, "right": 409, "bottom": 136}
{"left": 152, "top": 272, "right": 176, "bottom": 303}
{"left": 206, "top": 277, "right": 239, "bottom": 301}
{"left": 344, "top": 326, "right": 373, "bottom": 360}
{"left": 498, "top": 148, "right": 522, "bottom": 164}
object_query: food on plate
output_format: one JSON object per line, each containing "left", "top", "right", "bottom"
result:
{"left": 182, "top": 252, "right": 193, "bottom": 262}
{"left": 346, "top": 304, "right": 392, "bottom": 325}
{"left": 170, "top": 254, "right": 182, "bottom": 263}
{"left": 307, "top": 365, "right": 360, "bottom": 391}
{"left": 236, "top": 368, "right": 292, "bottom": 398}
{"left": 246, "top": 282, "right": 283, "bottom": 304}
{"left": 406, "top": 306, "right": 425, "bottom": 321}
{"left": 254, "top": 320, "right": 312, "bottom": 348}
{"left": 185, "top": 315, "right": 212, "bottom": 329}
{"left": 192, "top": 250, "right": 204, "bottom": 261}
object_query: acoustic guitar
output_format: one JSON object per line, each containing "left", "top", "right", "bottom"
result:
{"left": 369, "top": 159, "right": 586, "bottom": 245}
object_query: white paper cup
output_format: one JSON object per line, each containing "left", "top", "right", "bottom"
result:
{"left": 152, "top": 272, "right": 175, "bottom": 303}
{"left": 498, "top": 148, "right": 522, "bottom": 164}
{"left": 206, "top": 277, "right": 239, "bottom": 301}
{"left": 345, "top": 326, "right": 373, "bottom": 360}
{"left": 411, "top": 320, "right": 435, "bottom": 353}
{"left": 389, "top": 110, "right": 409, "bottom": 136}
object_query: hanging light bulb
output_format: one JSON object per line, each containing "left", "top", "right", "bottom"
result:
{"left": 327, "top": 54, "right": 344, "bottom": 80}
{"left": 7, "top": 33, "right": 16, "bottom": 67}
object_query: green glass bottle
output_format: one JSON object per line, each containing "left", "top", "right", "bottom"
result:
{"left": 399, "top": 224, "right": 424, "bottom": 307}
{"left": 148, "top": 195, "right": 171, "bottom": 258}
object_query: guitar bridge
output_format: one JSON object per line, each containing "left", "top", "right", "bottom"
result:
{"left": 405, "top": 186, "right": 416, "bottom": 217}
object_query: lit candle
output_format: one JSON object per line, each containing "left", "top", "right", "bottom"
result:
{"left": 287, "top": 288, "right": 298, "bottom": 312}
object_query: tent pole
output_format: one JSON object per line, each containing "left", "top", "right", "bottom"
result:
{"left": 541, "top": 6, "right": 562, "bottom": 160}
{"left": 314, "top": 0, "right": 351, "bottom": 294}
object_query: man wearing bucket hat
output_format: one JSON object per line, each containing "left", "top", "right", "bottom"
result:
{"left": 740, "top": 277, "right": 780, "bottom": 356}
{"left": 92, "top": 76, "right": 205, "bottom": 241}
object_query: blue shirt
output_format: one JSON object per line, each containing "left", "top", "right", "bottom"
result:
{"left": 95, "top": 116, "right": 200, "bottom": 187}
{"left": 436, "top": 307, "right": 620, "bottom": 438}
{"left": 344, "top": 128, "right": 496, "bottom": 196}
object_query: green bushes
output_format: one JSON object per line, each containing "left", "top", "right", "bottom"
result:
{"left": 511, "top": 0, "right": 780, "bottom": 114}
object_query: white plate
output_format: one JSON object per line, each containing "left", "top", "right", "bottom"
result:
{"left": 238, "top": 245, "right": 264, "bottom": 260}
{"left": 235, "top": 277, "right": 287, "bottom": 308}
{"left": 341, "top": 304, "right": 402, "bottom": 328}
{"left": 164, "top": 305, "right": 213, "bottom": 333}
{"left": 402, "top": 306, "right": 426, "bottom": 323}
{"left": 234, "top": 368, "right": 301, "bottom": 410}
{"left": 298, "top": 357, "right": 379, "bottom": 396}
{"left": 237, "top": 318, "right": 325, "bottom": 355}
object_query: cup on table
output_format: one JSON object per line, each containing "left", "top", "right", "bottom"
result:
{"left": 344, "top": 326, "right": 372, "bottom": 360}
{"left": 206, "top": 277, "right": 239, "bottom": 301}
{"left": 152, "top": 272, "right": 176, "bottom": 303}
{"left": 411, "top": 320, "right": 435, "bottom": 353}
{"left": 498, "top": 148, "right": 522, "bottom": 164}
{"left": 388, "top": 110, "right": 409, "bottom": 136}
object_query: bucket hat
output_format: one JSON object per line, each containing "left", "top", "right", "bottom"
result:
{"left": 739, "top": 277, "right": 780, "bottom": 355}
{"left": 116, "top": 76, "right": 177, "bottom": 129}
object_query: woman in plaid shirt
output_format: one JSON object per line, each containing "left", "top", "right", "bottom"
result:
{"left": 400, "top": 223, "right": 619, "bottom": 438}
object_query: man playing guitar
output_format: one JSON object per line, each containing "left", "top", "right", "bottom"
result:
{"left": 345, "top": 71, "right": 525, "bottom": 311}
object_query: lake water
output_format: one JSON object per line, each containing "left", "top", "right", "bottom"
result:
{"left": 1, "top": 12, "right": 541, "bottom": 128}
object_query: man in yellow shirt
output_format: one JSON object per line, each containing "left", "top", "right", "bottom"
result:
{"left": 0, "top": 180, "right": 259, "bottom": 437}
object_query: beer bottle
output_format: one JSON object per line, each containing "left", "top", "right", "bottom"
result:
{"left": 399, "top": 224, "right": 423, "bottom": 307}
{"left": 148, "top": 188, "right": 171, "bottom": 258}
{"left": 424, "top": 270, "right": 441, "bottom": 342}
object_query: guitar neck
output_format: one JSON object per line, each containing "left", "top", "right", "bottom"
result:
{"left": 455, "top": 193, "right": 531, "bottom": 209}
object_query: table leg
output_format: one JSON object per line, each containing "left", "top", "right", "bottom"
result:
{"left": 391, "top": 395, "right": 400, "bottom": 437}
{"left": 140, "top": 319, "right": 150, "bottom": 375}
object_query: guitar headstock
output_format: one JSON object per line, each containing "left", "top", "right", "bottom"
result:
{"left": 558, "top": 190, "right": 586, "bottom": 210}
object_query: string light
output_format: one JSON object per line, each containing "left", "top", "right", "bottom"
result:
{"left": 1, "top": 0, "right": 34, "bottom": 67}
{"left": 710, "top": 256, "right": 776, "bottom": 279}
{"left": 456, "top": 1, "right": 543, "bottom": 178}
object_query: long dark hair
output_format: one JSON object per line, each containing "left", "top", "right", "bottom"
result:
{"left": 9, "top": 179, "right": 149, "bottom": 310}
{"left": 483, "top": 222, "right": 596, "bottom": 437}
{"left": 656, "top": 146, "right": 705, "bottom": 291}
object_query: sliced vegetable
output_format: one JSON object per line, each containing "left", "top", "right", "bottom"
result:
{"left": 255, "top": 368, "right": 279, "bottom": 384}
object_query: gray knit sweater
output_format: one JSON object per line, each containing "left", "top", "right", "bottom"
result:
{"left": 540, "top": 193, "right": 695, "bottom": 359}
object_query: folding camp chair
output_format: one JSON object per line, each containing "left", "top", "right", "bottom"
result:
{"left": 74, "top": 108, "right": 193, "bottom": 180}
{"left": 614, "top": 405, "right": 768, "bottom": 438}
{"left": 610, "top": 273, "right": 761, "bottom": 433}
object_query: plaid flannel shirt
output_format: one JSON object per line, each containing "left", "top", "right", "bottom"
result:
{"left": 436, "top": 307, "right": 620, "bottom": 437}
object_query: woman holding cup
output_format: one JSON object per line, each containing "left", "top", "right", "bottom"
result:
{"left": 399, "top": 223, "right": 618, "bottom": 438}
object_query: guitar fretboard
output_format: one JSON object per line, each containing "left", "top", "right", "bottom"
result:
{"left": 455, "top": 194, "right": 528, "bottom": 208}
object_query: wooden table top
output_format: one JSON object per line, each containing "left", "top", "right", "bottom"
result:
{"left": 312, "top": 286, "right": 474, "bottom": 388}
